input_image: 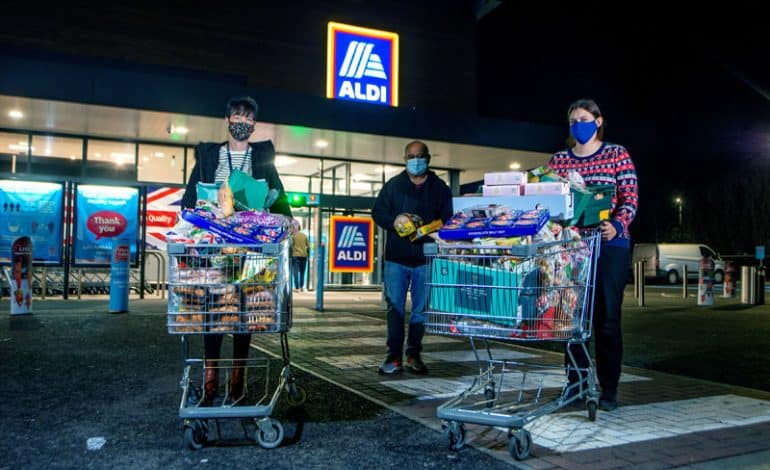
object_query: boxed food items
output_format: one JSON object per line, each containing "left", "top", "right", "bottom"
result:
{"left": 484, "top": 171, "right": 527, "bottom": 186}
{"left": 523, "top": 182, "right": 570, "bottom": 196}
{"left": 179, "top": 208, "right": 290, "bottom": 245}
{"left": 482, "top": 184, "right": 522, "bottom": 197}
{"left": 439, "top": 206, "right": 549, "bottom": 240}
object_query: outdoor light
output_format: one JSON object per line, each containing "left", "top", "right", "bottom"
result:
{"left": 8, "top": 110, "right": 23, "bottom": 119}
{"left": 314, "top": 139, "right": 329, "bottom": 148}
{"left": 509, "top": 162, "right": 521, "bottom": 170}
{"left": 154, "top": 152, "right": 165, "bottom": 158}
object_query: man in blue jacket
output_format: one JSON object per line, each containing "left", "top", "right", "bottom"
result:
{"left": 372, "top": 141, "right": 453, "bottom": 375}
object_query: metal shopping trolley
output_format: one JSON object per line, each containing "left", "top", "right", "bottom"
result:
{"left": 424, "top": 230, "right": 601, "bottom": 460}
{"left": 166, "top": 239, "right": 305, "bottom": 450}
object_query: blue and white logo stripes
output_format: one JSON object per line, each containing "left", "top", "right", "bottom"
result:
{"left": 338, "top": 41, "right": 387, "bottom": 80}
{"left": 337, "top": 225, "right": 367, "bottom": 249}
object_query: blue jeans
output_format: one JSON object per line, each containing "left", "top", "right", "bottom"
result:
{"left": 384, "top": 261, "right": 427, "bottom": 359}
{"left": 292, "top": 257, "right": 307, "bottom": 289}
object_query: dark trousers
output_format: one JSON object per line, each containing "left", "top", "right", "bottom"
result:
{"left": 567, "top": 245, "right": 630, "bottom": 393}
{"left": 204, "top": 334, "right": 251, "bottom": 360}
{"left": 292, "top": 257, "right": 307, "bottom": 289}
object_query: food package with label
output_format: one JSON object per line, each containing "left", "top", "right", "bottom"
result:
{"left": 484, "top": 171, "right": 527, "bottom": 186}
{"left": 439, "top": 206, "right": 549, "bottom": 240}
{"left": 523, "top": 182, "right": 570, "bottom": 196}
{"left": 482, "top": 184, "right": 522, "bottom": 197}
{"left": 180, "top": 207, "right": 290, "bottom": 244}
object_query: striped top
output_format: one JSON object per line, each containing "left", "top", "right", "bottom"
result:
{"left": 214, "top": 145, "right": 252, "bottom": 183}
{"left": 548, "top": 142, "right": 638, "bottom": 244}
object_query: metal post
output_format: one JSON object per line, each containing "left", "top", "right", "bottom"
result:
{"left": 741, "top": 266, "right": 756, "bottom": 305}
{"left": 633, "top": 261, "right": 639, "bottom": 299}
{"left": 77, "top": 269, "right": 83, "bottom": 300}
{"left": 682, "top": 265, "right": 688, "bottom": 298}
{"left": 636, "top": 260, "right": 644, "bottom": 307}
{"left": 41, "top": 266, "right": 47, "bottom": 300}
{"left": 315, "top": 244, "right": 325, "bottom": 312}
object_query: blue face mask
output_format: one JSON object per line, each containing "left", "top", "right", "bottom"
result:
{"left": 570, "top": 120, "right": 598, "bottom": 145}
{"left": 406, "top": 158, "right": 428, "bottom": 176}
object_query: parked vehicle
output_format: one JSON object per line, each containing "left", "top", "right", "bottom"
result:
{"left": 632, "top": 243, "right": 725, "bottom": 284}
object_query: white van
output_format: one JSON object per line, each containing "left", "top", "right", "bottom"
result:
{"left": 632, "top": 243, "right": 725, "bottom": 284}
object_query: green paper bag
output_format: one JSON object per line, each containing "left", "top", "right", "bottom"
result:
{"left": 228, "top": 169, "right": 269, "bottom": 211}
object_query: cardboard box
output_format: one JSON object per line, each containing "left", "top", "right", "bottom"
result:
{"left": 484, "top": 171, "right": 526, "bottom": 186}
{"left": 482, "top": 184, "right": 521, "bottom": 197}
{"left": 523, "top": 182, "right": 570, "bottom": 196}
{"left": 452, "top": 195, "right": 574, "bottom": 221}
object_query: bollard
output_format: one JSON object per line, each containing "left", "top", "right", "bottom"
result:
{"left": 637, "top": 260, "right": 645, "bottom": 307}
{"left": 756, "top": 266, "right": 765, "bottom": 305}
{"left": 723, "top": 261, "right": 737, "bottom": 298}
{"left": 741, "top": 266, "right": 756, "bottom": 305}
{"left": 697, "top": 257, "right": 714, "bottom": 306}
{"left": 683, "top": 265, "right": 689, "bottom": 298}
{"left": 315, "top": 243, "right": 325, "bottom": 312}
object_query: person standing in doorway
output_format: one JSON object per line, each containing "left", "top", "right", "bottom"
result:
{"left": 181, "top": 96, "right": 292, "bottom": 403}
{"left": 291, "top": 222, "right": 309, "bottom": 291}
{"left": 548, "top": 98, "right": 638, "bottom": 411}
{"left": 372, "top": 140, "right": 453, "bottom": 375}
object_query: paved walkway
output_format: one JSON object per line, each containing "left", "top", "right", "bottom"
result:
{"left": 250, "top": 290, "right": 770, "bottom": 468}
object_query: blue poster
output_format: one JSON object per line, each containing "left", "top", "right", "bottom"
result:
{"left": 0, "top": 180, "right": 64, "bottom": 265}
{"left": 74, "top": 185, "right": 139, "bottom": 265}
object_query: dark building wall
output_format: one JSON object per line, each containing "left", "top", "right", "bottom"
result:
{"left": 0, "top": 1, "right": 477, "bottom": 114}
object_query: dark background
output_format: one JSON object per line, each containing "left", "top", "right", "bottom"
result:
{"left": 2, "top": 1, "right": 769, "bottom": 253}
{"left": 477, "top": 3, "right": 770, "bottom": 253}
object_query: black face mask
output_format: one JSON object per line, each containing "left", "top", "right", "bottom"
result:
{"left": 228, "top": 121, "right": 255, "bottom": 141}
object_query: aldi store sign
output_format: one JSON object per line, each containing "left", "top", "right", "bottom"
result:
{"left": 327, "top": 22, "right": 399, "bottom": 106}
{"left": 329, "top": 216, "right": 374, "bottom": 273}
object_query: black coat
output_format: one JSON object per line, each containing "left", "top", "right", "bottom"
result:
{"left": 372, "top": 170, "right": 453, "bottom": 266}
{"left": 181, "top": 141, "right": 292, "bottom": 217}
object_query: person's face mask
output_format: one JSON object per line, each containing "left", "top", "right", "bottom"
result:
{"left": 570, "top": 120, "right": 598, "bottom": 145}
{"left": 406, "top": 157, "right": 428, "bottom": 176}
{"left": 228, "top": 121, "right": 255, "bottom": 141}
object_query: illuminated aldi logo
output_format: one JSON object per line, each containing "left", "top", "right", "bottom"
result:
{"left": 329, "top": 216, "right": 374, "bottom": 273}
{"left": 327, "top": 22, "right": 399, "bottom": 106}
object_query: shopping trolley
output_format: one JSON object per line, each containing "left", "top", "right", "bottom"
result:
{"left": 424, "top": 231, "right": 601, "bottom": 460}
{"left": 166, "top": 239, "right": 305, "bottom": 450}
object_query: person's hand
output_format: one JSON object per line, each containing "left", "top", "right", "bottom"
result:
{"left": 394, "top": 214, "right": 410, "bottom": 230}
{"left": 599, "top": 220, "right": 617, "bottom": 241}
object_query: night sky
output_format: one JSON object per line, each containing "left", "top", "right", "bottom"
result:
{"left": 477, "top": 4, "right": 770, "bottom": 253}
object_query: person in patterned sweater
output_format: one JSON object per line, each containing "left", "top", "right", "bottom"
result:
{"left": 548, "top": 98, "right": 638, "bottom": 412}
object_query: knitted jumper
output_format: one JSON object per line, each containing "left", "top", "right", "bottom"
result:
{"left": 548, "top": 142, "right": 638, "bottom": 248}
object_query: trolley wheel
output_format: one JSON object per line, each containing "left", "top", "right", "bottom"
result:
{"left": 508, "top": 429, "right": 532, "bottom": 461}
{"left": 484, "top": 387, "right": 496, "bottom": 408}
{"left": 285, "top": 384, "right": 307, "bottom": 406}
{"left": 183, "top": 420, "right": 207, "bottom": 450}
{"left": 587, "top": 400, "right": 597, "bottom": 422}
{"left": 443, "top": 421, "right": 465, "bottom": 451}
{"left": 186, "top": 385, "right": 202, "bottom": 407}
{"left": 255, "top": 418, "right": 284, "bottom": 449}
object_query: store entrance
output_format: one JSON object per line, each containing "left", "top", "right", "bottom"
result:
{"left": 291, "top": 200, "right": 382, "bottom": 291}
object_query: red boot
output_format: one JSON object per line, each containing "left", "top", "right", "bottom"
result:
{"left": 229, "top": 361, "right": 245, "bottom": 402}
{"left": 203, "top": 361, "right": 218, "bottom": 404}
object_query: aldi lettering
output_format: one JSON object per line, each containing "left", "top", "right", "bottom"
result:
{"left": 327, "top": 22, "right": 399, "bottom": 107}
{"left": 329, "top": 216, "right": 374, "bottom": 273}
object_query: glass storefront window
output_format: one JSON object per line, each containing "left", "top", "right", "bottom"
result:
{"left": 0, "top": 132, "right": 29, "bottom": 173}
{"left": 349, "top": 161, "right": 384, "bottom": 197}
{"left": 30, "top": 135, "right": 83, "bottom": 177}
{"left": 137, "top": 144, "right": 185, "bottom": 184}
{"left": 86, "top": 139, "right": 136, "bottom": 180}
{"left": 321, "top": 159, "right": 349, "bottom": 196}
{"left": 275, "top": 155, "right": 319, "bottom": 193}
